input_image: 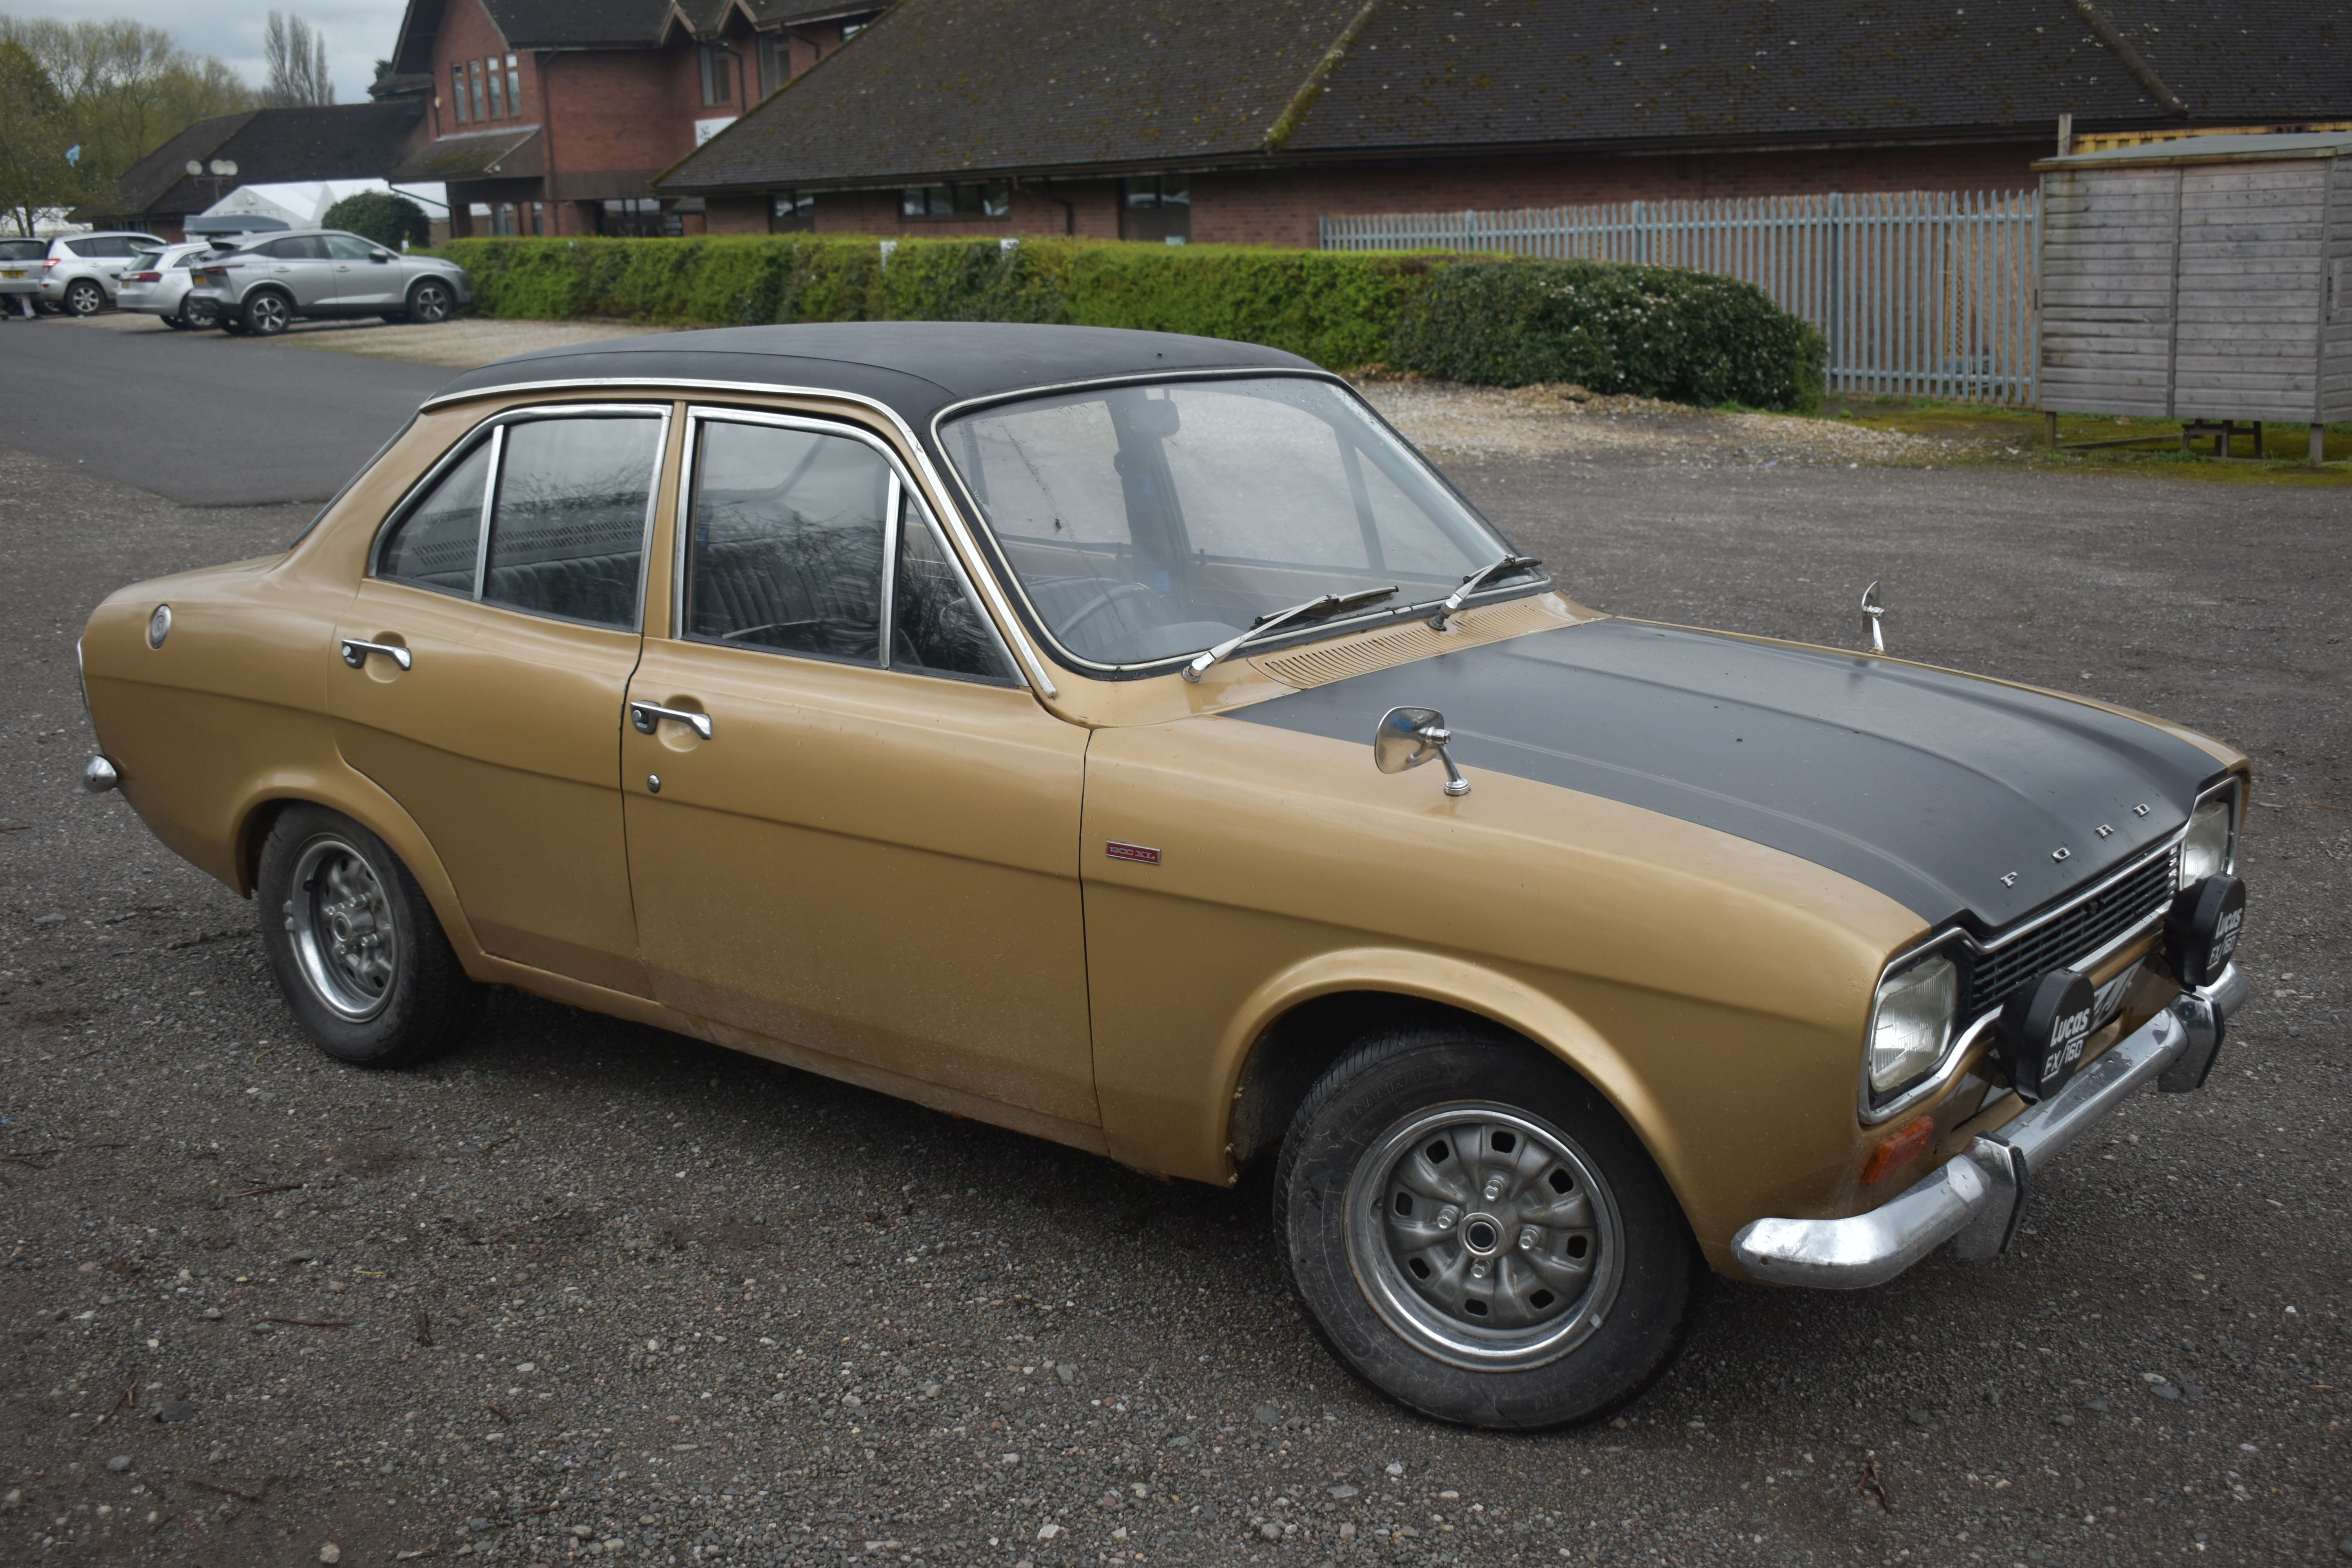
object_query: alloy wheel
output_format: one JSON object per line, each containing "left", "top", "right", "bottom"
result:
{"left": 64, "top": 281, "right": 103, "bottom": 316}
{"left": 409, "top": 281, "right": 452, "bottom": 323}
{"left": 245, "top": 292, "right": 290, "bottom": 336}
{"left": 1343, "top": 1101, "right": 1624, "bottom": 1371}
{"left": 283, "top": 835, "right": 400, "bottom": 1022}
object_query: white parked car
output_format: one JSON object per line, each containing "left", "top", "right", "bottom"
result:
{"left": 0, "top": 237, "right": 44, "bottom": 316}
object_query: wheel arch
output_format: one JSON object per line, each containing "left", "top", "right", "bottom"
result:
{"left": 229, "top": 777, "right": 489, "bottom": 978}
{"left": 1215, "top": 951, "right": 1690, "bottom": 1216}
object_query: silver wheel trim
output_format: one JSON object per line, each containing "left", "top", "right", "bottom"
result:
{"left": 283, "top": 835, "right": 399, "bottom": 1022}
{"left": 1343, "top": 1100, "right": 1624, "bottom": 1372}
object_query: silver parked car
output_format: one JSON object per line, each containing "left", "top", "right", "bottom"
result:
{"left": 117, "top": 241, "right": 231, "bottom": 329}
{"left": 183, "top": 228, "right": 471, "bottom": 337}
{"left": 0, "top": 237, "right": 44, "bottom": 317}
{"left": 33, "top": 231, "right": 168, "bottom": 315}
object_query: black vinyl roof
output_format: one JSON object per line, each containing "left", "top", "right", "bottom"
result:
{"left": 659, "top": 0, "right": 2352, "bottom": 192}
{"left": 426, "top": 322, "right": 1319, "bottom": 434}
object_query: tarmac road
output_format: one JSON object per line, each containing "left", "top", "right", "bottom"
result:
{"left": 0, "top": 335, "right": 2346, "bottom": 1568}
{"left": 0, "top": 313, "right": 447, "bottom": 507}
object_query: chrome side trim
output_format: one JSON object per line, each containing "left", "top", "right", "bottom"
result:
{"left": 1738, "top": 966, "right": 2238, "bottom": 1289}
{"left": 416, "top": 376, "right": 1058, "bottom": 697}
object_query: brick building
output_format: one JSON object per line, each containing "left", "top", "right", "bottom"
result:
{"left": 382, "top": 0, "right": 885, "bottom": 238}
{"left": 657, "top": 0, "right": 2352, "bottom": 247}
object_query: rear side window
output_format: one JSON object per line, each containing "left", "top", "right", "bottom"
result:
{"left": 482, "top": 416, "right": 663, "bottom": 628}
{"left": 258, "top": 236, "right": 328, "bottom": 260}
{"left": 372, "top": 408, "right": 665, "bottom": 628}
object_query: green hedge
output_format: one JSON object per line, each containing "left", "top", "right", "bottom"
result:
{"left": 433, "top": 236, "right": 1822, "bottom": 410}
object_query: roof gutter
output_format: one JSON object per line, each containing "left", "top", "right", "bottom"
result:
{"left": 2070, "top": 0, "right": 2189, "bottom": 117}
{"left": 1262, "top": 0, "right": 1385, "bottom": 153}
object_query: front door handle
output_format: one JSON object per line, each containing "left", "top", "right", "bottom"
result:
{"left": 630, "top": 700, "right": 712, "bottom": 740}
{"left": 340, "top": 638, "right": 412, "bottom": 670}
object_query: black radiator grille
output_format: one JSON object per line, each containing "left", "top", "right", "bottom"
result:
{"left": 1963, "top": 847, "right": 2178, "bottom": 1018}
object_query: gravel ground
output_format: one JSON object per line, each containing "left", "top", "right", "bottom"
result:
{"left": 1, "top": 403, "right": 2346, "bottom": 1568}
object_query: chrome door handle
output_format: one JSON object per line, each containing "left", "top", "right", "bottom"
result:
{"left": 629, "top": 700, "right": 712, "bottom": 740}
{"left": 340, "top": 638, "right": 411, "bottom": 670}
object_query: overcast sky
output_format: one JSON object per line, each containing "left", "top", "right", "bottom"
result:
{"left": 7, "top": 0, "right": 408, "bottom": 104}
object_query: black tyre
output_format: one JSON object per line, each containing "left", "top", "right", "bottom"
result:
{"left": 379, "top": 311, "right": 410, "bottom": 324}
{"left": 63, "top": 279, "right": 105, "bottom": 316}
{"left": 242, "top": 289, "right": 291, "bottom": 336}
{"left": 1276, "top": 1027, "right": 1695, "bottom": 1428}
{"left": 180, "top": 297, "right": 220, "bottom": 330}
{"left": 405, "top": 278, "right": 454, "bottom": 324}
{"left": 255, "top": 805, "right": 484, "bottom": 1068}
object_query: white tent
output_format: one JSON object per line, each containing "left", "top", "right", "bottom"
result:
{"left": 203, "top": 179, "right": 450, "bottom": 229}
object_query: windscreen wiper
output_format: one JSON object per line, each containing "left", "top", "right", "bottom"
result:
{"left": 1181, "top": 585, "right": 1399, "bottom": 682}
{"left": 1423, "top": 554, "right": 1542, "bottom": 630}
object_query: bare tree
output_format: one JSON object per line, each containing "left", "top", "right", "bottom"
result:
{"left": 262, "top": 11, "right": 333, "bottom": 107}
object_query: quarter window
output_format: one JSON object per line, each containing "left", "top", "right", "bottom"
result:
{"left": 377, "top": 441, "right": 492, "bottom": 595}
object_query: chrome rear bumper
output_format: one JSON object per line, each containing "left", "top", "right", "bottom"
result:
{"left": 1733, "top": 966, "right": 2243, "bottom": 1289}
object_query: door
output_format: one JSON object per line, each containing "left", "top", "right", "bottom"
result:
{"left": 621, "top": 409, "right": 1097, "bottom": 1129}
{"left": 325, "top": 232, "right": 402, "bottom": 311}
{"left": 327, "top": 404, "right": 670, "bottom": 995}
{"left": 249, "top": 235, "right": 337, "bottom": 310}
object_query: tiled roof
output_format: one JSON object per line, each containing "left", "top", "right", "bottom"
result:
{"left": 657, "top": 0, "right": 2352, "bottom": 192}
{"left": 387, "top": 126, "right": 544, "bottom": 182}
{"left": 76, "top": 103, "right": 428, "bottom": 222}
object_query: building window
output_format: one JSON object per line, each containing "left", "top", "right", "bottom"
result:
{"left": 450, "top": 62, "right": 467, "bottom": 123}
{"left": 770, "top": 191, "right": 815, "bottom": 232}
{"left": 756, "top": 33, "right": 780, "bottom": 96}
{"left": 599, "top": 198, "right": 668, "bottom": 238}
{"left": 531, "top": 201, "right": 545, "bottom": 236}
{"left": 1118, "top": 176, "right": 1191, "bottom": 244}
{"left": 486, "top": 58, "right": 506, "bottom": 118}
{"left": 700, "top": 43, "right": 733, "bottom": 106}
{"left": 468, "top": 59, "right": 486, "bottom": 122}
{"left": 506, "top": 54, "right": 522, "bottom": 115}
{"left": 898, "top": 183, "right": 1009, "bottom": 220}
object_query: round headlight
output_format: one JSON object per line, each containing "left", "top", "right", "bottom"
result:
{"left": 1868, "top": 951, "right": 1958, "bottom": 1101}
{"left": 2179, "top": 789, "right": 2236, "bottom": 887}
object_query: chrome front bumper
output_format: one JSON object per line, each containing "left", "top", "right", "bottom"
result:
{"left": 1733, "top": 966, "right": 2244, "bottom": 1289}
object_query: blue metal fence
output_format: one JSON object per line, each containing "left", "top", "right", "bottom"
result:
{"left": 1321, "top": 191, "right": 2042, "bottom": 404}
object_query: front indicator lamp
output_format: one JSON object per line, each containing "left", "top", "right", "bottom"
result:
{"left": 2178, "top": 787, "right": 2237, "bottom": 887}
{"left": 1867, "top": 951, "right": 1958, "bottom": 1102}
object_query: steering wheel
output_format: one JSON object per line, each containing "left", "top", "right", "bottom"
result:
{"left": 1055, "top": 579, "right": 1163, "bottom": 642}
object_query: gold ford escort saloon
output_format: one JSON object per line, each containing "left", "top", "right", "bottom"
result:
{"left": 77, "top": 324, "right": 2250, "bottom": 1428}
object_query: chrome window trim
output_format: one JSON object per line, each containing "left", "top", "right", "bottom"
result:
{"left": 669, "top": 405, "right": 1022, "bottom": 685}
{"left": 926, "top": 367, "right": 1540, "bottom": 679}
{"left": 1858, "top": 828, "right": 2190, "bottom": 1125}
{"left": 417, "top": 376, "right": 1058, "bottom": 696}
{"left": 368, "top": 401, "right": 670, "bottom": 636}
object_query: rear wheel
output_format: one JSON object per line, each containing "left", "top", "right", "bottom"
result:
{"left": 63, "top": 279, "right": 104, "bottom": 316}
{"left": 1275, "top": 1027, "right": 1696, "bottom": 1428}
{"left": 180, "top": 297, "right": 220, "bottom": 330}
{"left": 404, "top": 278, "right": 454, "bottom": 324}
{"left": 242, "top": 289, "right": 291, "bottom": 336}
{"left": 256, "top": 806, "right": 483, "bottom": 1068}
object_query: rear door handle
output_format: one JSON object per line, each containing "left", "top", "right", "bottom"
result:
{"left": 630, "top": 700, "right": 712, "bottom": 740}
{"left": 340, "top": 638, "right": 412, "bottom": 670}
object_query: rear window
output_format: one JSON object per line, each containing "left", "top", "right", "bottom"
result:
{"left": 0, "top": 240, "right": 44, "bottom": 260}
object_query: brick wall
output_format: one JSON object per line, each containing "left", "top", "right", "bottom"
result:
{"left": 428, "top": 0, "right": 534, "bottom": 141}
{"left": 1192, "top": 143, "right": 2045, "bottom": 248}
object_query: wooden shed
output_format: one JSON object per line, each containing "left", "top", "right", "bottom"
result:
{"left": 2036, "top": 132, "right": 2352, "bottom": 464}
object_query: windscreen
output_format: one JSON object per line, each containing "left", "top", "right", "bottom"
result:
{"left": 940, "top": 376, "right": 1530, "bottom": 668}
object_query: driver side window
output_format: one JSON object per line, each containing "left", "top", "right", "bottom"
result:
{"left": 682, "top": 415, "right": 1013, "bottom": 682}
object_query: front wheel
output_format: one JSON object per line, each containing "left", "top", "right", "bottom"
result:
{"left": 404, "top": 278, "right": 454, "bottom": 324}
{"left": 1275, "top": 1028, "right": 1695, "bottom": 1428}
{"left": 256, "top": 806, "right": 483, "bottom": 1067}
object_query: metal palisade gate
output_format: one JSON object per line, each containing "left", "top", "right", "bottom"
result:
{"left": 1322, "top": 191, "right": 2042, "bottom": 404}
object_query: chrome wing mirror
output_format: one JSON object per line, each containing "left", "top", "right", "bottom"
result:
{"left": 1374, "top": 706, "right": 1470, "bottom": 797}
{"left": 1860, "top": 580, "right": 1886, "bottom": 653}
